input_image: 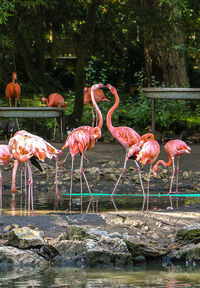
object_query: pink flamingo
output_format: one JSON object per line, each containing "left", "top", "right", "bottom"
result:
{"left": 128, "top": 137, "right": 160, "bottom": 210}
{"left": 5, "top": 72, "right": 21, "bottom": 107}
{"left": 83, "top": 86, "right": 109, "bottom": 127}
{"left": 106, "top": 84, "right": 149, "bottom": 211}
{"left": 9, "top": 130, "right": 62, "bottom": 215}
{"left": 62, "top": 83, "right": 104, "bottom": 213}
{"left": 42, "top": 93, "right": 67, "bottom": 140}
{"left": 153, "top": 139, "right": 191, "bottom": 209}
{"left": 0, "top": 145, "right": 14, "bottom": 213}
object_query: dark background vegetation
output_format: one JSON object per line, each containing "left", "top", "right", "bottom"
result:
{"left": 0, "top": 0, "right": 200, "bottom": 141}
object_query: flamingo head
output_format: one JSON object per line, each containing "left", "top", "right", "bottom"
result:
{"left": 127, "top": 143, "right": 141, "bottom": 161}
{"left": 106, "top": 83, "right": 117, "bottom": 95}
{"left": 91, "top": 127, "right": 101, "bottom": 139}
{"left": 41, "top": 97, "right": 47, "bottom": 104}
{"left": 153, "top": 165, "right": 158, "bottom": 177}
{"left": 141, "top": 133, "right": 154, "bottom": 143}
{"left": 12, "top": 72, "right": 17, "bottom": 83}
{"left": 91, "top": 83, "right": 104, "bottom": 91}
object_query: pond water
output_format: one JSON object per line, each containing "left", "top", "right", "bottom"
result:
{"left": 1, "top": 266, "right": 200, "bottom": 287}
{"left": 0, "top": 187, "right": 193, "bottom": 215}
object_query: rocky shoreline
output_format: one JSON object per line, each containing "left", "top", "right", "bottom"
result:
{"left": 1, "top": 210, "right": 200, "bottom": 269}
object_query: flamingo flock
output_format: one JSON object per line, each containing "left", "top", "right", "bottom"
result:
{"left": 1, "top": 79, "right": 191, "bottom": 214}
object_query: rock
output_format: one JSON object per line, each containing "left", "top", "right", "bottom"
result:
{"left": 175, "top": 224, "right": 200, "bottom": 242}
{"left": 133, "top": 255, "right": 146, "bottom": 263}
{"left": 86, "top": 237, "right": 132, "bottom": 267}
{"left": 50, "top": 239, "right": 86, "bottom": 267}
{"left": 0, "top": 246, "right": 47, "bottom": 267}
{"left": 126, "top": 239, "right": 167, "bottom": 258}
{"left": 186, "top": 243, "right": 200, "bottom": 262}
{"left": 183, "top": 171, "right": 190, "bottom": 179}
{"left": 8, "top": 227, "right": 45, "bottom": 249}
{"left": 64, "top": 226, "right": 94, "bottom": 241}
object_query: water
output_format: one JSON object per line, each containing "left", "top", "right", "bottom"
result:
{"left": 1, "top": 183, "right": 197, "bottom": 215}
{"left": 1, "top": 266, "right": 200, "bottom": 287}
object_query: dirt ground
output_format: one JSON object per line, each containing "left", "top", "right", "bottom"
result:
{"left": 0, "top": 139, "right": 200, "bottom": 250}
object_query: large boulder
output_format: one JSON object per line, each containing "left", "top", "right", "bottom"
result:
{"left": 0, "top": 246, "right": 47, "bottom": 267}
{"left": 8, "top": 227, "right": 45, "bottom": 249}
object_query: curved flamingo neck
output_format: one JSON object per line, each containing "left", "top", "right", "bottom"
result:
{"left": 91, "top": 87, "right": 103, "bottom": 129}
{"left": 153, "top": 156, "right": 172, "bottom": 172}
{"left": 106, "top": 88, "right": 119, "bottom": 133}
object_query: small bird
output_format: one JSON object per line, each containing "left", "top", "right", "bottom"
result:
{"left": 0, "top": 145, "right": 14, "bottom": 213}
{"left": 106, "top": 84, "right": 147, "bottom": 211}
{"left": 62, "top": 83, "right": 104, "bottom": 213}
{"left": 9, "top": 130, "right": 62, "bottom": 215}
{"left": 5, "top": 72, "right": 21, "bottom": 107}
{"left": 153, "top": 139, "right": 191, "bottom": 209}
{"left": 83, "top": 86, "right": 109, "bottom": 127}
{"left": 0, "top": 119, "right": 17, "bottom": 142}
{"left": 42, "top": 93, "right": 67, "bottom": 140}
{"left": 128, "top": 137, "right": 160, "bottom": 210}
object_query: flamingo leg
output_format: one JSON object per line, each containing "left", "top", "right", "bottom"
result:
{"left": 9, "top": 98, "right": 11, "bottom": 107}
{"left": 146, "top": 164, "right": 152, "bottom": 211}
{"left": 168, "top": 157, "right": 175, "bottom": 209}
{"left": 111, "top": 152, "right": 128, "bottom": 212}
{"left": 80, "top": 155, "right": 84, "bottom": 214}
{"left": 24, "top": 163, "right": 27, "bottom": 216}
{"left": 175, "top": 156, "right": 179, "bottom": 193}
{"left": 81, "top": 162, "right": 93, "bottom": 214}
{"left": 11, "top": 160, "right": 19, "bottom": 198}
{"left": 27, "top": 162, "right": 34, "bottom": 216}
{"left": 62, "top": 152, "right": 70, "bottom": 167}
{"left": 111, "top": 152, "right": 128, "bottom": 198}
{"left": 69, "top": 156, "right": 74, "bottom": 213}
{"left": 134, "top": 160, "right": 146, "bottom": 211}
{"left": 54, "top": 155, "right": 60, "bottom": 196}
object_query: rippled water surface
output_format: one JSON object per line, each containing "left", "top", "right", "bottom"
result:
{"left": 1, "top": 266, "right": 200, "bottom": 288}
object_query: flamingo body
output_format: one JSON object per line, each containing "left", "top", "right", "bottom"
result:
{"left": 0, "top": 145, "right": 14, "bottom": 166}
{"left": 62, "top": 84, "right": 104, "bottom": 213}
{"left": 42, "top": 93, "right": 66, "bottom": 140}
{"left": 153, "top": 139, "right": 191, "bottom": 209}
{"left": 9, "top": 130, "right": 62, "bottom": 214}
{"left": 83, "top": 87, "right": 109, "bottom": 105}
{"left": 5, "top": 73, "right": 21, "bottom": 106}
{"left": 0, "top": 145, "right": 14, "bottom": 213}
{"left": 153, "top": 140, "right": 191, "bottom": 176}
{"left": 42, "top": 93, "right": 66, "bottom": 108}
{"left": 136, "top": 140, "right": 160, "bottom": 165}
{"left": 106, "top": 84, "right": 147, "bottom": 211}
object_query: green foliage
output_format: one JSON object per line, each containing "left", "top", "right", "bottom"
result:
{"left": 85, "top": 56, "right": 108, "bottom": 86}
{"left": 0, "top": 0, "right": 14, "bottom": 24}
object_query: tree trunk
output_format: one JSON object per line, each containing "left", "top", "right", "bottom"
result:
{"left": 142, "top": 0, "right": 189, "bottom": 87}
{"left": 67, "top": 0, "right": 101, "bottom": 128}
{"left": 36, "top": 5, "right": 46, "bottom": 81}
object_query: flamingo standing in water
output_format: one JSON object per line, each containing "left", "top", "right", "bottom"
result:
{"left": 153, "top": 139, "right": 191, "bottom": 209}
{"left": 5, "top": 72, "right": 21, "bottom": 107}
{"left": 62, "top": 84, "right": 104, "bottom": 213}
{"left": 9, "top": 130, "right": 62, "bottom": 215}
{"left": 127, "top": 137, "right": 160, "bottom": 210}
{"left": 106, "top": 84, "right": 148, "bottom": 211}
{"left": 42, "top": 93, "right": 67, "bottom": 140}
{"left": 0, "top": 145, "right": 14, "bottom": 213}
{"left": 83, "top": 86, "right": 109, "bottom": 127}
